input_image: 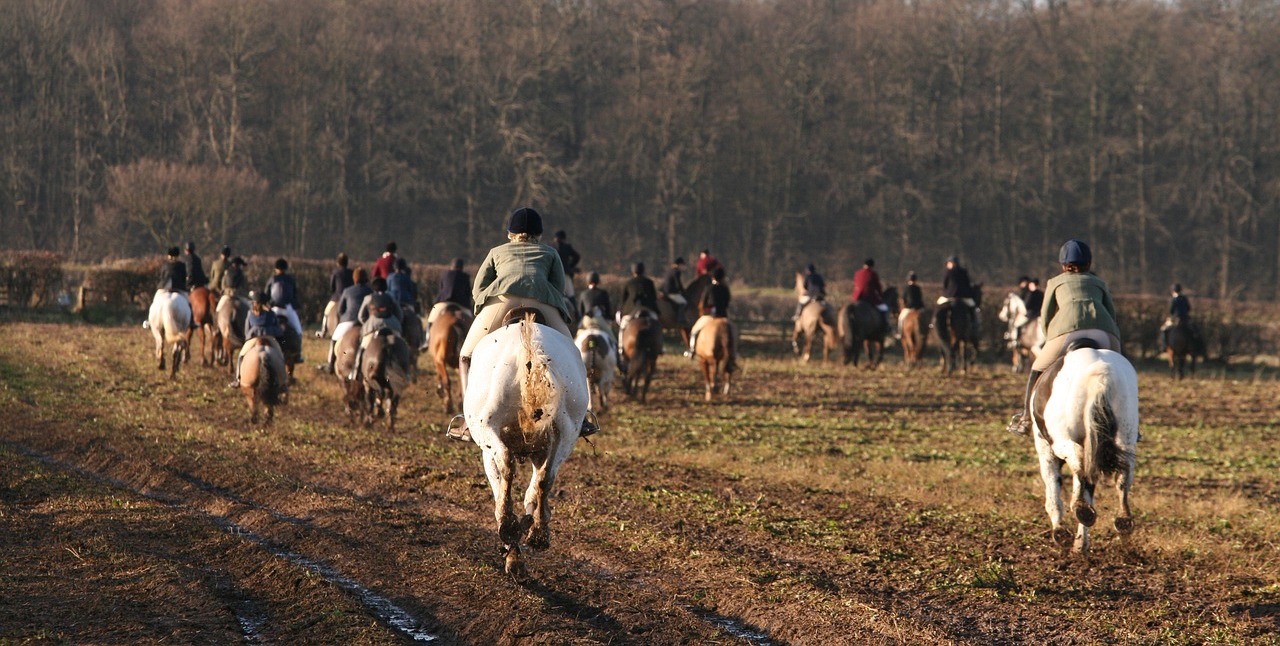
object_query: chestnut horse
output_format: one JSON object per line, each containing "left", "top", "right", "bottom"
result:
{"left": 899, "top": 308, "right": 929, "bottom": 370}
{"left": 184, "top": 286, "right": 219, "bottom": 366}
{"left": 238, "top": 337, "right": 288, "bottom": 425}
{"left": 216, "top": 295, "right": 249, "bottom": 374}
{"left": 429, "top": 304, "right": 471, "bottom": 414}
{"left": 694, "top": 317, "right": 735, "bottom": 401}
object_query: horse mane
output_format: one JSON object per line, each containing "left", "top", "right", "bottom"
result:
{"left": 518, "top": 317, "right": 556, "bottom": 443}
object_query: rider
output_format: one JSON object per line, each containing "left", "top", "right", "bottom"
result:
{"left": 229, "top": 290, "right": 288, "bottom": 390}
{"left": 372, "top": 242, "right": 398, "bottom": 281}
{"left": 348, "top": 276, "right": 404, "bottom": 380}
{"left": 158, "top": 246, "right": 188, "bottom": 295}
{"left": 449, "top": 207, "right": 598, "bottom": 442}
{"left": 326, "top": 267, "right": 372, "bottom": 375}
{"left": 264, "top": 258, "right": 303, "bottom": 364}
{"left": 1006, "top": 239, "right": 1122, "bottom": 436}
{"left": 936, "top": 256, "right": 978, "bottom": 338}
{"left": 1160, "top": 283, "right": 1199, "bottom": 352}
{"left": 695, "top": 248, "right": 723, "bottom": 277}
{"left": 424, "top": 257, "right": 473, "bottom": 350}
{"left": 793, "top": 263, "right": 826, "bottom": 321}
{"left": 387, "top": 257, "right": 419, "bottom": 312}
{"left": 1010, "top": 277, "right": 1044, "bottom": 347}
{"left": 550, "top": 230, "right": 581, "bottom": 298}
{"left": 897, "top": 271, "right": 925, "bottom": 339}
{"left": 578, "top": 271, "right": 614, "bottom": 321}
{"left": 320, "top": 253, "right": 354, "bottom": 339}
{"left": 208, "top": 245, "right": 232, "bottom": 299}
{"left": 184, "top": 242, "right": 209, "bottom": 291}
{"left": 688, "top": 268, "right": 737, "bottom": 367}
{"left": 661, "top": 257, "right": 688, "bottom": 324}
{"left": 619, "top": 261, "right": 659, "bottom": 329}
{"left": 852, "top": 259, "right": 891, "bottom": 333}
{"left": 1016, "top": 275, "right": 1031, "bottom": 304}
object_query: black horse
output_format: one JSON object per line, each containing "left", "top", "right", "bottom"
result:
{"left": 838, "top": 287, "right": 899, "bottom": 368}
{"left": 934, "top": 283, "right": 983, "bottom": 374}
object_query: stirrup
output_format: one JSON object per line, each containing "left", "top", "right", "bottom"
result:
{"left": 446, "top": 414, "right": 471, "bottom": 442}
{"left": 1006, "top": 412, "right": 1031, "bottom": 436}
{"left": 581, "top": 410, "right": 601, "bottom": 438}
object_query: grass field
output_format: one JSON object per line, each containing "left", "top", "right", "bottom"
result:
{"left": 1, "top": 320, "right": 1277, "bottom": 644}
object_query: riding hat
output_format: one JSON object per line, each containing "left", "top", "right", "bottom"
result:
{"left": 167, "top": 246, "right": 181, "bottom": 257}
{"left": 395, "top": 257, "right": 409, "bottom": 272}
{"left": 371, "top": 277, "right": 388, "bottom": 292}
{"left": 274, "top": 258, "right": 289, "bottom": 271}
{"left": 632, "top": 262, "right": 645, "bottom": 275}
{"left": 554, "top": 230, "right": 567, "bottom": 240}
{"left": 947, "top": 256, "right": 959, "bottom": 265}
{"left": 908, "top": 271, "right": 918, "bottom": 281}
{"left": 1058, "top": 239, "right": 1092, "bottom": 266}
{"left": 231, "top": 256, "right": 246, "bottom": 266}
{"left": 250, "top": 290, "right": 269, "bottom": 305}
{"left": 1172, "top": 283, "right": 1182, "bottom": 293}
{"left": 675, "top": 257, "right": 686, "bottom": 266}
{"left": 507, "top": 207, "right": 543, "bottom": 236}
{"left": 806, "top": 263, "right": 816, "bottom": 273}
{"left": 221, "top": 245, "right": 232, "bottom": 256}
{"left": 713, "top": 267, "right": 726, "bottom": 281}
{"left": 185, "top": 241, "right": 195, "bottom": 252}
{"left": 588, "top": 272, "right": 601, "bottom": 284}
{"left": 451, "top": 257, "right": 465, "bottom": 270}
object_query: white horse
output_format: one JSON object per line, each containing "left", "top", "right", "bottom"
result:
{"left": 998, "top": 292, "right": 1043, "bottom": 373}
{"left": 575, "top": 314, "right": 616, "bottom": 414}
{"left": 1033, "top": 345, "right": 1139, "bottom": 555}
{"left": 465, "top": 317, "right": 589, "bottom": 578}
{"left": 147, "top": 290, "right": 193, "bottom": 380}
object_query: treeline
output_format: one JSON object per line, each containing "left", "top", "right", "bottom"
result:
{"left": 3, "top": 0, "right": 1280, "bottom": 297}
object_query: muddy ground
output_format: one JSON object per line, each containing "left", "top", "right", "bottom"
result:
{"left": 1, "top": 321, "right": 1278, "bottom": 644}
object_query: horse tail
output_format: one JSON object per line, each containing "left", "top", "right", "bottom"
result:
{"left": 258, "top": 348, "right": 281, "bottom": 406}
{"left": 1082, "top": 362, "right": 1128, "bottom": 483}
{"left": 518, "top": 319, "right": 556, "bottom": 440}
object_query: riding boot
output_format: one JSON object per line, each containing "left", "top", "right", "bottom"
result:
{"left": 1006, "top": 369, "right": 1043, "bottom": 436}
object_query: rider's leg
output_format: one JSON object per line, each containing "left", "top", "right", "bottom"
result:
{"left": 1006, "top": 369, "right": 1043, "bottom": 436}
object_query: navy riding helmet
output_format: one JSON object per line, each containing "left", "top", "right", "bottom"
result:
{"left": 1059, "top": 239, "right": 1092, "bottom": 266}
{"left": 507, "top": 207, "right": 543, "bottom": 236}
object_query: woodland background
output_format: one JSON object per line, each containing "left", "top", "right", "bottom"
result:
{"left": 3, "top": 0, "right": 1280, "bottom": 296}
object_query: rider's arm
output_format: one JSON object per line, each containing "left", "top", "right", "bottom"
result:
{"left": 546, "top": 249, "right": 566, "bottom": 294}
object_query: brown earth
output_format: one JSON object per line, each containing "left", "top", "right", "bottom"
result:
{"left": 2, "top": 322, "right": 1278, "bottom": 644}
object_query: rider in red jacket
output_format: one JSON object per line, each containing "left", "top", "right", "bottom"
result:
{"left": 851, "top": 259, "right": 891, "bottom": 332}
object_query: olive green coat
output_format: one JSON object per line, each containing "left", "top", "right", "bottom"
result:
{"left": 473, "top": 241, "right": 573, "bottom": 323}
{"left": 1040, "top": 271, "right": 1121, "bottom": 342}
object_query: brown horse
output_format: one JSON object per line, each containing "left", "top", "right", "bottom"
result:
{"left": 620, "top": 310, "right": 661, "bottom": 402}
{"left": 838, "top": 293, "right": 897, "bottom": 369}
{"left": 238, "top": 337, "right": 288, "bottom": 425}
{"left": 401, "top": 306, "right": 425, "bottom": 370}
{"left": 216, "top": 295, "right": 249, "bottom": 374}
{"left": 694, "top": 317, "right": 735, "bottom": 401}
{"left": 899, "top": 308, "right": 930, "bottom": 370}
{"left": 185, "top": 286, "right": 218, "bottom": 366}
{"left": 428, "top": 304, "right": 471, "bottom": 414}
{"left": 358, "top": 330, "right": 413, "bottom": 430}
{"left": 934, "top": 284, "right": 983, "bottom": 375}
{"left": 1165, "top": 322, "right": 1205, "bottom": 379}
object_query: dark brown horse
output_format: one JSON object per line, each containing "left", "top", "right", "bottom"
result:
{"left": 694, "top": 317, "right": 736, "bottom": 401}
{"left": 838, "top": 287, "right": 898, "bottom": 369}
{"left": 1165, "top": 322, "right": 1205, "bottom": 379}
{"left": 934, "top": 284, "right": 983, "bottom": 375}
{"left": 657, "top": 273, "right": 711, "bottom": 346}
{"left": 358, "top": 330, "right": 413, "bottom": 430}
{"left": 186, "top": 286, "right": 218, "bottom": 366}
{"left": 899, "top": 308, "right": 930, "bottom": 369}
{"left": 428, "top": 304, "right": 470, "bottom": 414}
{"left": 620, "top": 309, "right": 661, "bottom": 402}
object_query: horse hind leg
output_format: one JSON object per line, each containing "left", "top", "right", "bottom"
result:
{"left": 1038, "top": 452, "right": 1073, "bottom": 548}
{"left": 1113, "top": 463, "right": 1136, "bottom": 539}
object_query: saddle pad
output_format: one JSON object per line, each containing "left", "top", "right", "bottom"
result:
{"left": 1031, "top": 356, "right": 1067, "bottom": 442}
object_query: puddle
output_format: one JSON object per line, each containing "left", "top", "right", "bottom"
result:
{"left": 686, "top": 606, "right": 775, "bottom": 645}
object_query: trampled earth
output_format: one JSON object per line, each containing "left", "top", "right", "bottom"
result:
{"left": 2, "top": 322, "right": 1278, "bottom": 644}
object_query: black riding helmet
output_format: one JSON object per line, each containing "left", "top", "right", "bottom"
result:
{"left": 250, "top": 290, "right": 270, "bottom": 305}
{"left": 507, "top": 207, "right": 543, "bottom": 236}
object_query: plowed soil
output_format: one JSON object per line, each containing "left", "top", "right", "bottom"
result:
{"left": 2, "top": 322, "right": 1278, "bottom": 644}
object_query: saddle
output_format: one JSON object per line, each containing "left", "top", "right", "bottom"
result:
{"left": 502, "top": 306, "right": 546, "bottom": 327}
{"left": 1030, "top": 339, "right": 1101, "bottom": 441}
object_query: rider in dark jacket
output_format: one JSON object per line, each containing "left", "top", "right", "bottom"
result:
{"left": 387, "top": 258, "right": 418, "bottom": 312}
{"left": 230, "top": 290, "right": 287, "bottom": 389}
{"left": 184, "top": 242, "right": 209, "bottom": 289}
{"left": 578, "top": 272, "right": 614, "bottom": 320}
{"left": 620, "top": 262, "right": 659, "bottom": 317}
{"left": 158, "top": 247, "right": 188, "bottom": 293}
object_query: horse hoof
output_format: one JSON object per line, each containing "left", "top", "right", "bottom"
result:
{"left": 525, "top": 525, "right": 550, "bottom": 551}
{"left": 1052, "top": 527, "right": 1073, "bottom": 547}
{"left": 1074, "top": 503, "right": 1097, "bottom": 527}
{"left": 1114, "top": 516, "right": 1134, "bottom": 535}
{"left": 505, "top": 551, "right": 528, "bottom": 581}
